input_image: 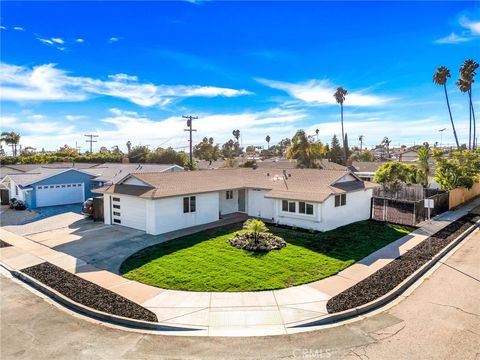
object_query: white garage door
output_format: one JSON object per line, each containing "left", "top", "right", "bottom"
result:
{"left": 36, "top": 183, "right": 85, "bottom": 207}
{"left": 111, "top": 195, "right": 146, "bottom": 231}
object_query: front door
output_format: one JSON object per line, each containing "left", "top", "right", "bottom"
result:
{"left": 238, "top": 189, "right": 246, "bottom": 212}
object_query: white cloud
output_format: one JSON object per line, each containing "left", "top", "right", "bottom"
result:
{"left": 0, "top": 26, "right": 6, "bottom": 30}
{"left": 436, "top": 15, "right": 480, "bottom": 44}
{"left": 109, "top": 37, "right": 120, "bottom": 43}
{"left": 51, "top": 38, "right": 64, "bottom": 44}
{"left": 65, "top": 115, "right": 86, "bottom": 121}
{"left": 258, "top": 78, "right": 392, "bottom": 107}
{"left": 0, "top": 62, "right": 251, "bottom": 106}
{"left": 28, "top": 114, "right": 45, "bottom": 120}
{"left": 459, "top": 16, "right": 480, "bottom": 35}
{"left": 108, "top": 73, "right": 138, "bottom": 82}
{"left": 37, "top": 38, "right": 54, "bottom": 45}
{"left": 13, "top": 26, "right": 24, "bottom": 31}
{"left": 435, "top": 32, "right": 470, "bottom": 44}
{"left": 76, "top": 38, "right": 85, "bottom": 43}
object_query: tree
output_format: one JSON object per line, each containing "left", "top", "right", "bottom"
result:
{"left": 99, "top": 146, "right": 110, "bottom": 154}
{"left": 334, "top": 87, "right": 348, "bottom": 163}
{"left": 193, "top": 137, "right": 220, "bottom": 165}
{"left": 329, "top": 134, "right": 344, "bottom": 165}
{"left": 381, "top": 137, "right": 392, "bottom": 159}
{"left": 434, "top": 150, "right": 480, "bottom": 190}
{"left": 21, "top": 146, "right": 36, "bottom": 156}
{"left": 265, "top": 135, "right": 271, "bottom": 149}
{"left": 286, "top": 130, "right": 319, "bottom": 168}
{"left": 359, "top": 135, "right": 364, "bottom": 153}
{"left": 126, "top": 141, "right": 132, "bottom": 155}
{"left": 433, "top": 66, "right": 460, "bottom": 149}
{"left": 344, "top": 133, "right": 351, "bottom": 160}
{"left": 457, "top": 59, "right": 479, "bottom": 150}
{"left": 128, "top": 145, "right": 150, "bottom": 163}
{"left": 315, "top": 128, "right": 319, "bottom": 141}
{"left": 146, "top": 147, "right": 189, "bottom": 167}
{"left": 416, "top": 144, "right": 430, "bottom": 188}
{"left": 1, "top": 131, "right": 21, "bottom": 157}
{"left": 374, "top": 162, "right": 421, "bottom": 194}
{"left": 222, "top": 139, "right": 242, "bottom": 159}
{"left": 232, "top": 129, "right": 240, "bottom": 142}
{"left": 111, "top": 145, "right": 123, "bottom": 155}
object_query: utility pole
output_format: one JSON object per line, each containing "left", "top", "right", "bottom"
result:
{"left": 75, "top": 141, "right": 81, "bottom": 153}
{"left": 183, "top": 115, "right": 197, "bottom": 170}
{"left": 84, "top": 134, "right": 99, "bottom": 153}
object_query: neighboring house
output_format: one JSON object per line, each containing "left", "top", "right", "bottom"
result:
{"left": 349, "top": 161, "right": 386, "bottom": 181}
{"left": 95, "top": 168, "right": 377, "bottom": 235}
{"left": 1, "top": 168, "right": 97, "bottom": 208}
{"left": 0, "top": 163, "right": 184, "bottom": 208}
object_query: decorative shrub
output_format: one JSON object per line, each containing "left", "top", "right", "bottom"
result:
{"left": 228, "top": 219, "right": 286, "bottom": 251}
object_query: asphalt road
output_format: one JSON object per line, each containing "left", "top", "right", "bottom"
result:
{"left": 1, "top": 230, "right": 479, "bottom": 360}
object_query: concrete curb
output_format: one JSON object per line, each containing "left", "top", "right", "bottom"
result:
{"left": 0, "top": 263, "right": 204, "bottom": 333}
{"left": 289, "top": 218, "right": 479, "bottom": 328}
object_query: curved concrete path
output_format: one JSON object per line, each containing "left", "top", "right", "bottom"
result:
{"left": 1, "top": 199, "right": 478, "bottom": 336}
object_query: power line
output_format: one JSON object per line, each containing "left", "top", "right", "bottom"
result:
{"left": 84, "top": 134, "right": 99, "bottom": 153}
{"left": 183, "top": 115, "right": 197, "bottom": 170}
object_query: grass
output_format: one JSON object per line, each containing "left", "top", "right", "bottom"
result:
{"left": 119, "top": 221, "right": 411, "bottom": 292}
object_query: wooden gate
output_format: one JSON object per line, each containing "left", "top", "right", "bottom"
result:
{"left": 0, "top": 189, "right": 9, "bottom": 205}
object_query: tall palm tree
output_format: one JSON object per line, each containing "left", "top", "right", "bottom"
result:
{"left": 265, "top": 135, "right": 271, "bottom": 149}
{"left": 433, "top": 66, "right": 460, "bottom": 149}
{"left": 458, "top": 59, "right": 478, "bottom": 150}
{"left": 315, "top": 128, "right": 319, "bottom": 141}
{"left": 334, "top": 87, "right": 348, "bottom": 164}
{"left": 381, "top": 137, "right": 392, "bottom": 159}
{"left": 232, "top": 129, "right": 240, "bottom": 142}
{"left": 1, "top": 131, "right": 20, "bottom": 156}
{"left": 359, "top": 135, "right": 364, "bottom": 153}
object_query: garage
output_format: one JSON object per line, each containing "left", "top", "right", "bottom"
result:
{"left": 110, "top": 195, "right": 147, "bottom": 231}
{"left": 36, "top": 183, "right": 85, "bottom": 207}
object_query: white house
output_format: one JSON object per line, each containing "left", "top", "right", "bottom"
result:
{"left": 95, "top": 168, "right": 378, "bottom": 235}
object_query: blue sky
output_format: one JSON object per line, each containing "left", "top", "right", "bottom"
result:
{"left": 1, "top": 1, "right": 479, "bottom": 154}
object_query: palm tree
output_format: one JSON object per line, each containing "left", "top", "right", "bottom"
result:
{"left": 334, "top": 87, "right": 348, "bottom": 164}
{"left": 265, "top": 135, "right": 271, "bottom": 149}
{"left": 232, "top": 129, "right": 240, "bottom": 142}
{"left": 458, "top": 59, "right": 479, "bottom": 150}
{"left": 126, "top": 141, "right": 132, "bottom": 155}
{"left": 315, "top": 128, "right": 319, "bottom": 141}
{"left": 381, "top": 137, "right": 392, "bottom": 159}
{"left": 1, "top": 131, "right": 20, "bottom": 156}
{"left": 359, "top": 135, "right": 364, "bottom": 153}
{"left": 416, "top": 144, "right": 430, "bottom": 189}
{"left": 433, "top": 66, "right": 460, "bottom": 149}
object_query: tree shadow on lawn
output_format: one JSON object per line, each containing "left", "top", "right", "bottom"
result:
{"left": 120, "top": 220, "right": 412, "bottom": 274}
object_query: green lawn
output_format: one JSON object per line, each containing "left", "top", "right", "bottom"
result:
{"left": 120, "top": 221, "right": 411, "bottom": 292}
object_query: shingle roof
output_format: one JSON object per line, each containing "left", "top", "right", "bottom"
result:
{"left": 5, "top": 168, "right": 95, "bottom": 187}
{"left": 84, "top": 163, "right": 181, "bottom": 182}
{"left": 95, "top": 168, "right": 371, "bottom": 203}
{"left": 351, "top": 161, "right": 386, "bottom": 173}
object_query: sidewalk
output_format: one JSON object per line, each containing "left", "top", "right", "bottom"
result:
{"left": 1, "top": 198, "right": 478, "bottom": 336}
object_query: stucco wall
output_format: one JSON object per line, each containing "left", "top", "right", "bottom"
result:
{"left": 321, "top": 189, "right": 373, "bottom": 231}
{"left": 247, "top": 189, "right": 275, "bottom": 220}
{"left": 274, "top": 200, "right": 323, "bottom": 231}
{"left": 219, "top": 189, "right": 238, "bottom": 215}
{"left": 149, "top": 192, "right": 220, "bottom": 235}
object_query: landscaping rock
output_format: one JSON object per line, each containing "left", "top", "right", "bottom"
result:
{"left": 326, "top": 214, "right": 478, "bottom": 313}
{"left": 22, "top": 262, "right": 158, "bottom": 322}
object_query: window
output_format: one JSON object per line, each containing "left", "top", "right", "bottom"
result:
{"left": 61, "top": 185, "right": 65, "bottom": 188}
{"left": 15, "top": 185, "right": 19, "bottom": 196}
{"left": 67, "top": 184, "right": 71, "bottom": 187}
{"left": 71, "top": 184, "right": 76, "bottom": 187}
{"left": 335, "top": 194, "right": 347, "bottom": 207}
{"left": 226, "top": 190, "right": 233, "bottom": 200}
{"left": 56, "top": 185, "right": 60, "bottom": 188}
{"left": 113, "top": 219, "right": 121, "bottom": 224}
{"left": 112, "top": 197, "right": 120, "bottom": 202}
{"left": 113, "top": 211, "right": 120, "bottom": 216}
{"left": 299, "top": 202, "right": 314, "bottom": 215}
{"left": 113, "top": 204, "right": 120, "bottom": 209}
{"left": 183, "top": 196, "right": 196, "bottom": 213}
{"left": 282, "top": 200, "right": 288, "bottom": 212}
{"left": 288, "top": 201, "right": 296, "bottom": 213}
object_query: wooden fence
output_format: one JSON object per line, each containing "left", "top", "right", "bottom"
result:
{"left": 449, "top": 183, "right": 480, "bottom": 209}
{"left": 372, "top": 187, "right": 449, "bottom": 226}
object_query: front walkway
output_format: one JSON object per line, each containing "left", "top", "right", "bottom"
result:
{"left": 1, "top": 199, "right": 478, "bottom": 336}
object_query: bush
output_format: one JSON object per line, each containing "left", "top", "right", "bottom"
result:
{"left": 227, "top": 219, "right": 286, "bottom": 251}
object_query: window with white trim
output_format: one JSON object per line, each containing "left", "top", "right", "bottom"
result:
{"left": 334, "top": 194, "right": 347, "bottom": 207}
{"left": 299, "top": 201, "right": 314, "bottom": 215}
{"left": 226, "top": 190, "right": 233, "bottom": 200}
{"left": 183, "top": 196, "right": 196, "bottom": 213}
